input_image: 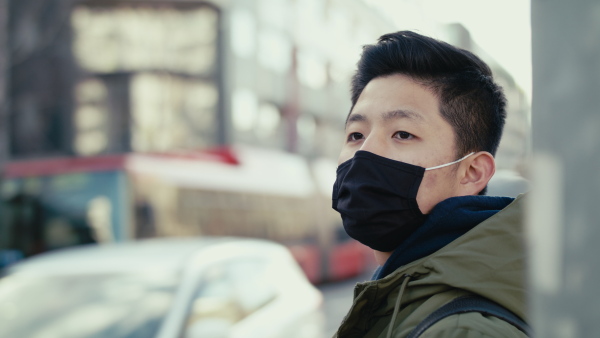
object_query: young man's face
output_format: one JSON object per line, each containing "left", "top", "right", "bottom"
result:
{"left": 339, "top": 74, "right": 464, "bottom": 215}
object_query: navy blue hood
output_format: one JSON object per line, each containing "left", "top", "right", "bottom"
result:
{"left": 372, "top": 195, "right": 514, "bottom": 280}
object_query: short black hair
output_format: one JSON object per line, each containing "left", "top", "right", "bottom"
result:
{"left": 350, "top": 31, "right": 507, "bottom": 160}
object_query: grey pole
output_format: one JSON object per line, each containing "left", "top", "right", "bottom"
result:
{"left": 530, "top": 0, "right": 600, "bottom": 337}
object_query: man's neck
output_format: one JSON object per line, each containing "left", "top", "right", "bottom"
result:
{"left": 374, "top": 250, "right": 393, "bottom": 266}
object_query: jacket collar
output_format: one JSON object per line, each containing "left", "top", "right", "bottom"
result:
{"left": 374, "top": 195, "right": 515, "bottom": 279}
{"left": 360, "top": 194, "right": 528, "bottom": 320}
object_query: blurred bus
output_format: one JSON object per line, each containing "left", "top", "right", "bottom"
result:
{"left": 0, "top": 146, "right": 372, "bottom": 283}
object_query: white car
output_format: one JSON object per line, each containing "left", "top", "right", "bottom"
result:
{"left": 0, "top": 237, "right": 325, "bottom": 338}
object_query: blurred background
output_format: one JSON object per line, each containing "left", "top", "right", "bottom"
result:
{"left": 0, "top": 0, "right": 533, "bottom": 337}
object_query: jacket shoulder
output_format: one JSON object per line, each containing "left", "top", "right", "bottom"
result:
{"left": 415, "top": 312, "right": 528, "bottom": 338}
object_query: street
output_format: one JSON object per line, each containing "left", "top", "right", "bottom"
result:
{"left": 318, "top": 271, "right": 375, "bottom": 337}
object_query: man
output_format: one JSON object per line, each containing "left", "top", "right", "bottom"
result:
{"left": 332, "top": 31, "right": 527, "bottom": 337}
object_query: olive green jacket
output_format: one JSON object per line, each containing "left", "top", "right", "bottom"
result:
{"left": 334, "top": 195, "right": 528, "bottom": 338}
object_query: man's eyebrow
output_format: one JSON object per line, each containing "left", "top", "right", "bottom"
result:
{"left": 382, "top": 109, "right": 424, "bottom": 122}
{"left": 345, "top": 109, "right": 424, "bottom": 127}
{"left": 345, "top": 113, "right": 367, "bottom": 126}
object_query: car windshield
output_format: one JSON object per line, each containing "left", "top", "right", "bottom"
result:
{"left": 0, "top": 272, "right": 178, "bottom": 338}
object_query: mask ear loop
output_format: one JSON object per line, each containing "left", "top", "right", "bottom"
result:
{"left": 425, "top": 152, "right": 475, "bottom": 171}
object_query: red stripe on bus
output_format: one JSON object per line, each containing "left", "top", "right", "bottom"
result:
{"left": 4, "top": 155, "right": 127, "bottom": 178}
{"left": 4, "top": 146, "right": 240, "bottom": 178}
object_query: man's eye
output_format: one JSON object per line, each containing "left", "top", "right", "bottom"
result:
{"left": 393, "top": 131, "right": 414, "bottom": 140}
{"left": 347, "top": 132, "right": 364, "bottom": 142}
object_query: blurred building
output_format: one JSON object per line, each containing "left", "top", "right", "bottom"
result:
{"left": 228, "top": 0, "right": 398, "bottom": 158}
{"left": 3, "top": 0, "right": 395, "bottom": 163}
{"left": 2, "top": 1, "right": 527, "bottom": 168}
{"left": 0, "top": 0, "right": 8, "bottom": 169}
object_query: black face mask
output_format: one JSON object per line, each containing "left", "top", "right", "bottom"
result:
{"left": 332, "top": 150, "right": 474, "bottom": 252}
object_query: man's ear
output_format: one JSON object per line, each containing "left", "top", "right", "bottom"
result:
{"left": 460, "top": 152, "right": 495, "bottom": 195}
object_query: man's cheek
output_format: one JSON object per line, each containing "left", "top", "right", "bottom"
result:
{"left": 416, "top": 173, "right": 441, "bottom": 214}
{"left": 338, "top": 149, "right": 355, "bottom": 165}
